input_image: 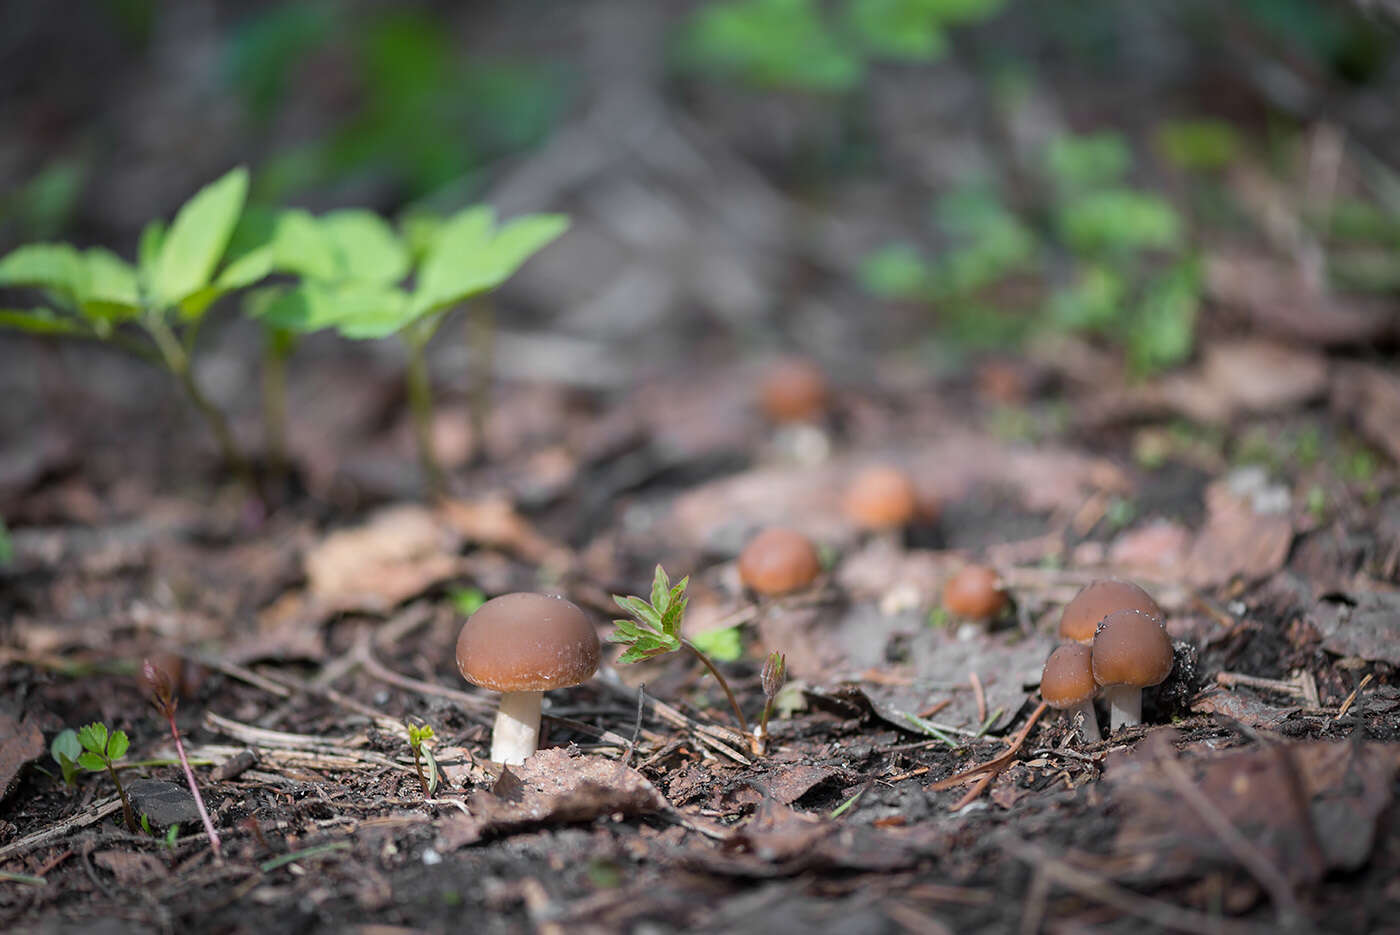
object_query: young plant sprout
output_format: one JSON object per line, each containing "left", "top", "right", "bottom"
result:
{"left": 50, "top": 729, "right": 82, "bottom": 789}
{"left": 257, "top": 206, "right": 568, "bottom": 493}
{"left": 405, "top": 722, "right": 439, "bottom": 796}
{"left": 457, "top": 593, "right": 600, "bottom": 765}
{"left": 1059, "top": 578, "right": 1162, "bottom": 644}
{"left": 1040, "top": 644, "right": 1100, "bottom": 743}
{"left": 1091, "top": 609, "right": 1174, "bottom": 731}
{"left": 609, "top": 565, "right": 749, "bottom": 735}
{"left": 755, "top": 650, "right": 787, "bottom": 753}
{"left": 0, "top": 168, "right": 270, "bottom": 491}
{"left": 74, "top": 723, "right": 136, "bottom": 832}
{"left": 143, "top": 658, "right": 222, "bottom": 861}
{"left": 737, "top": 528, "right": 822, "bottom": 597}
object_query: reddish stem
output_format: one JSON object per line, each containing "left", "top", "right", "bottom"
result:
{"left": 164, "top": 711, "right": 222, "bottom": 862}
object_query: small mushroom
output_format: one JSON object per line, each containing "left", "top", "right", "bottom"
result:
{"left": 1091, "top": 608, "right": 1173, "bottom": 731}
{"left": 738, "top": 528, "right": 822, "bottom": 596}
{"left": 942, "top": 564, "right": 1007, "bottom": 621}
{"left": 1059, "top": 578, "right": 1162, "bottom": 644}
{"left": 759, "top": 358, "right": 828, "bottom": 424}
{"left": 844, "top": 465, "right": 919, "bottom": 532}
{"left": 1040, "top": 644, "right": 1100, "bottom": 743}
{"left": 456, "top": 593, "right": 600, "bottom": 765}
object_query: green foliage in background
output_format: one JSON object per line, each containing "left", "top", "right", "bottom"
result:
{"left": 678, "top": 0, "right": 1007, "bottom": 91}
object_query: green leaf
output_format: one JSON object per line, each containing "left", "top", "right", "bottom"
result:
{"left": 151, "top": 167, "right": 251, "bottom": 308}
{"left": 849, "top": 0, "right": 948, "bottom": 62}
{"left": 1045, "top": 132, "right": 1132, "bottom": 193}
{"left": 1127, "top": 260, "right": 1200, "bottom": 374}
{"left": 607, "top": 619, "right": 646, "bottom": 643}
{"left": 858, "top": 244, "right": 929, "bottom": 300}
{"left": 320, "top": 210, "right": 409, "bottom": 284}
{"left": 331, "top": 284, "right": 415, "bottom": 339}
{"left": 1058, "top": 189, "right": 1182, "bottom": 255}
{"left": 78, "top": 249, "right": 141, "bottom": 320}
{"left": 421, "top": 745, "right": 439, "bottom": 794}
{"left": 650, "top": 565, "right": 671, "bottom": 613}
{"left": 76, "top": 752, "right": 106, "bottom": 772}
{"left": 0, "top": 308, "right": 83, "bottom": 336}
{"left": 1156, "top": 119, "right": 1239, "bottom": 172}
{"left": 272, "top": 209, "right": 340, "bottom": 280}
{"left": 50, "top": 729, "right": 81, "bottom": 766}
{"left": 690, "top": 625, "right": 744, "bottom": 662}
{"left": 412, "top": 209, "right": 568, "bottom": 317}
{"left": 613, "top": 595, "right": 663, "bottom": 630}
{"left": 215, "top": 244, "right": 274, "bottom": 292}
{"left": 0, "top": 517, "right": 10, "bottom": 567}
{"left": 0, "top": 243, "right": 84, "bottom": 304}
{"left": 77, "top": 722, "right": 108, "bottom": 756}
{"left": 106, "top": 730, "right": 129, "bottom": 761}
{"left": 138, "top": 220, "right": 166, "bottom": 293}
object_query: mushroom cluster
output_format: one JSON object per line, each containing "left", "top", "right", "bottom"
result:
{"left": 1041, "top": 579, "right": 1173, "bottom": 740}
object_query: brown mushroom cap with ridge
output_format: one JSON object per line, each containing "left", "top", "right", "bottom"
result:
{"left": 456, "top": 593, "right": 600, "bottom": 764}
{"left": 1040, "top": 643, "right": 1100, "bottom": 742}
{"left": 738, "top": 528, "right": 822, "bottom": 596}
{"left": 943, "top": 565, "right": 1007, "bottom": 620}
{"left": 844, "top": 465, "right": 919, "bottom": 531}
{"left": 1091, "top": 608, "right": 1173, "bottom": 730}
{"left": 760, "top": 358, "right": 828, "bottom": 424}
{"left": 1059, "top": 579, "right": 1162, "bottom": 644}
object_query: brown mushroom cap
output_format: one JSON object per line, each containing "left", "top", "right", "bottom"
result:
{"left": 943, "top": 565, "right": 1007, "bottom": 620}
{"left": 1040, "top": 644, "right": 1096, "bottom": 709}
{"left": 1060, "top": 579, "right": 1162, "bottom": 643}
{"left": 759, "top": 359, "right": 828, "bottom": 424}
{"left": 456, "top": 593, "right": 600, "bottom": 693}
{"left": 738, "top": 528, "right": 822, "bottom": 596}
{"left": 1091, "top": 609, "right": 1174, "bottom": 688}
{"left": 844, "top": 465, "right": 919, "bottom": 530}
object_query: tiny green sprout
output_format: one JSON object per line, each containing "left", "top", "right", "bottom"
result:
{"left": 406, "top": 722, "right": 439, "bottom": 797}
{"left": 75, "top": 722, "right": 137, "bottom": 832}
{"left": 609, "top": 565, "right": 749, "bottom": 734}
{"left": 165, "top": 824, "right": 180, "bottom": 850}
{"left": 690, "top": 626, "right": 744, "bottom": 663}
{"left": 140, "top": 813, "right": 152, "bottom": 835}
{"left": 0, "top": 517, "right": 11, "bottom": 566}
{"left": 448, "top": 586, "right": 486, "bottom": 617}
{"left": 50, "top": 729, "right": 82, "bottom": 788}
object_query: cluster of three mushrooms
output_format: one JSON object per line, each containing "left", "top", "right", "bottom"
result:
{"left": 1040, "top": 580, "right": 1173, "bottom": 741}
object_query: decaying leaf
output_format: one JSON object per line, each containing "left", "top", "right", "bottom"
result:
{"left": 1309, "top": 592, "right": 1400, "bottom": 666}
{"left": 436, "top": 749, "right": 665, "bottom": 850}
{"left": 0, "top": 711, "right": 45, "bottom": 803}
{"left": 1331, "top": 364, "right": 1400, "bottom": 466}
{"left": 1185, "top": 473, "right": 1293, "bottom": 588}
{"left": 304, "top": 504, "right": 462, "bottom": 613}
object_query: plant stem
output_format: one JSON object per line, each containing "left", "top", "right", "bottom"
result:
{"left": 404, "top": 330, "right": 443, "bottom": 496}
{"left": 164, "top": 711, "right": 222, "bottom": 862}
{"left": 466, "top": 298, "right": 494, "bottom": 466}
{"left": 682, "top": 640, "right": 749, "bottom": 735}
{"left": 262, "top": 327, "right": 291, "bottom": 490}
{"left": 411, "top": 747, "right": 429, "bottom": 797}
{"left": 144, "top": 313, "right": 255, "bottom": 493}
{"left": 105, "top": 763, "right": 137, "bottom": 832}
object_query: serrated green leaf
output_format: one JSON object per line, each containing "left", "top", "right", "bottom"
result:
{"left": 106, "top": 730, "right": 129, "bottom": 761}
{"left": 0, "top": 243, "right": 84, "bottom": 304}
{"left": 77, "top": 722, "right": 108, "bottom": 756}
{"left": 650, "top": 565, "right": 670, "bottom": 612}
{"left": 613, "top": 595, "right": 663, "bottom": 629}
{"left": 321, "top": 210, "right": 409, "bottom": 285}
{"left": 76, "top": 752, "right": 106, "bottom": 772}
{"left": 0, "top": 308, "right": 83, "bottom": 336}
{"left": 152, "top": 167, "right": 250, "bottom": 307}
{"left": 690, "top": 625, "right": 744, "bottom": 662}
{"left": 607, "top": 619, "right": 645, "bottom": 642}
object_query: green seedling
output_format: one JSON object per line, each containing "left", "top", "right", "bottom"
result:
{"left": 143, "top": 658, "right": 222, "bottom": 862}
{"left": 254, "top": 205, "right": 567, "bottom": 492}
{"left": 690, "top": 625, "right": 744, "bottom": 663}
{"left": 0, "top": 517, "right": 10, "bottom": 567}
{"left": 137, "top": 813, "right": 178, "bottom": 849}
{"left": 0, "top": 168, "right": 269, "bottom": 490}
{"left": 609, "top": 565, "right": 749, "bottom": 734}
{"left": 74, "top": 722, "right": 136, "bottom": 831}
{"left": 50, "top": 729, "right": 82, "bottom": 788}
{"left": 406, "top": 722, "right": 440, "bottom": 797}
{"left": 448, "top": 586, "right": 486, "bottom": 617}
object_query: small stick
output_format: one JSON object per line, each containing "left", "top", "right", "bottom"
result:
{"left": 144, "top": 660, "right": 222, "bottom": 862}
{"left": 1335, "top": 673, "right": 1373, "bottom": 720}
{"left": 1216, "top": 671, "right": 1307, "bottom": 697}
{"left": 969, "top": 672, "right": 987, "bottom": 725}
{"left": 929, "top": 702, "right": 1048, "bottom": 809}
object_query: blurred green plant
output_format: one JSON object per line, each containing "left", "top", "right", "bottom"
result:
{"left": 1, "top": 159, "right": 86, "bottom": 241}
{"left": 254, "top": 205, "right": 568, "bottom": 492}
{"left": 1156, "top": 120, "right": 1240, "bottom": 172}
{"left": 0, "top": 168, "right": 269, "bottom": 488}
{"left": 678, "top": 0, "right": 1006, "bottom": 91}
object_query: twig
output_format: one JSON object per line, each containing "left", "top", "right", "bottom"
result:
{"left": 621, "top": 684, "right": 646, "bottom": 771}
{"left": 1003, "top": 838, "right": 1271, "bottom": 935}
{"left": 1336, "top": 673, "right": 1373, "bottom": 720}
{"left": 929, "top": 702, "right": 1049, "bottom": 810}
{"left": 1216, "top": 671, "right": 1307, "bottom": 697}
{"left": 970, "top": 672, "right": 987, "bottom": 725}
{"left": 0, "top": 798, "right": 122, "bottom": 860}
{"left": 1155, "top": 752, "right": 1305, "bottom": 927}
{"left": 353, "top": 638, "right": 494, "bottom": 715}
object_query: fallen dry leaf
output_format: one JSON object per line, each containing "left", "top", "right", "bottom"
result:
{"left": 304, "top": 504, "right": 463, "bottom": 613}
{"left": 435, "top": 748, "right": 665, "bottom": 850}
{"left": 94, "top": 849, "right": 169, "bottom": 885}
{"left": 436, "top": 495, "right": 573, "bottom": 569}
{"left": 1309, "top": 592, "right": 1400, "bottom": 665}
{"left": 0, "top": 711, "right": 45, "bottom": 803}
{"left": 1331, "top": 364, "right": 1400, "bottom": 466}
{"left": 1185, "top": 473, "right": 1294, "bottom": 588}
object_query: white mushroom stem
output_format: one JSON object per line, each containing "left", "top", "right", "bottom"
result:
{"left": 491, "top": 691, "right": 543, "bottom": 765}
{"left": 1070, "top": 700, "right": 1101, "bottom": 743}
{"left": 1102, "top": 685, "right": 1142, "bottom": 731}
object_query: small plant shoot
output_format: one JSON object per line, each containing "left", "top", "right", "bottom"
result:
{"left": 75, "top": 722, "right": 136, "bottom": 831}
{"left": 406, "top": 722, "right": 440, "bottom": 796}
{"left": 143, "top": 658, "right": 223, "bottom": 861}
{"left": 50, "top": 729, "right": 82, "bottom": 789}
{"left": 609, "top": 565, "right": 749, "bottom": 734}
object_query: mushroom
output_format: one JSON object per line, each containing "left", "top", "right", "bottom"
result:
{"left": 1040, "top": 644, "right": 1100, "bottom": 743}
{"left": 1091, "top": 608, "right": 1173, "bottom": 731}
{"left": 456, "top": 592, "right": 600, "bottom": 765}
{"left": 844, "top": 465, "right": 920, "bottom": 532}
{"left": 942, "top": 564, "right": 1007, "bottom": 621}
{"left": 738, "top": 528, "right": 822, "bottom": 596}
{"left": 1059, "top": 578, "right": 1162, "bottom": 644}
{"left": 759, "top": 358, "right": 828, "bottom": 424}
